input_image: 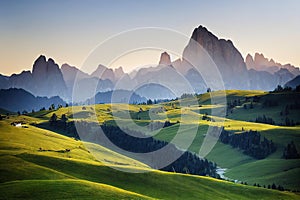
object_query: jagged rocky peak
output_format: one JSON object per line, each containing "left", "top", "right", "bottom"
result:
{"left": 61, "top": 63, "right": 90, "bottom": 82}
{"left": 248, "top": 52, "right": 282, "bottom": 68}
{"left": 269, "top": 58, "right": 276, "bottom": 66}
{"left": 246, "top": 53, "right": 277, "bottom": 72}
{"left": 159, "top": 52, "right": 171, "bottom": 65}
{"left": 245, "top": 54, "right": 255, "bottom": 69}
{"left": 115, "top": 66, "right": 124, "bottom": 73}
{"left": 114, "top": 66, "right": 125, "bottom": 78}
{"left": 47, "top": 58, "right": 55, "bottom": 65}
{"left": 91, "top": 64, "right": 115, "bottom": 82}
{"left": 32, "top": 55, "right": 61, "bottom": 77}
{"left": 36, "top": 54, "right": 47, "bottom": 62}
{"left": 91, "top": 64, "right": 111, "bottom": 77}
{"left": 246, "top": 54, "right": 254, "bottom": 63}
{"left": 32, "top": 55, "right": 47, "bottom": 74}
{"left": 254, "top": 53, "right": 271, "bottom": 66}
{"left": 30, "top": 55, "right": 67, "bottom": 98}
{"left": 95, "top": 64, "right": 107, "bottom": 73}
{"left": 61, "top": 63, "right": 77, "bottom": 72}
{"left": 189, "top": 25, "right": 246, "bottom": 70}
{"left": 61, "top": 63, "right": 83, "bottom": 74}
{"left": 245, "top": 52, "right": 300, "bottom": 76}
{"left": 191, "top": 25, "right": 217, "bottom": 45}
{"left": 191, "top": 25, "right": 235, "bottom": 46}
{"left": 185, "top": 25, "right": 249, "bottom": 90}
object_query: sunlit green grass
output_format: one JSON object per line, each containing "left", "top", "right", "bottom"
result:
{"left": 226, "top": 159, "right": 300, "bottom": 190}
{"left": 0, "top": 179, "right": 154, "bottom": 200}
{"left": 227, "top": 92, "right": 300, "bottom": 125}
{"left": 2, "top": 89, "right": 300, "bottom": 198}
{"left": 25, "top": 90, "right": 300, "bottom": 191}
{"left": 1, "top": 113, "right": 299, "bottom": 199}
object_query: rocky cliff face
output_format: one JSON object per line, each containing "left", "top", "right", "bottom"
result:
{"left": 247, "top": 69, "right": 277, "bottom": 91}
{"left": 285, "top": 75, "right": 300, "bottom": 88}
{"left": 183, "top": 25, "right": 250, "bottom": 90}
{"left": 159, "top": 52, "right": 171, "bottom": 65}
{"left": 61, "top": 63, "right": 116, "bottom": 102}
{"left": 1, "top": 25, "right": 299, "bottom": 101}
{"left": 1, "top": 55, "right": 67, "bottom": 99}
{"left": 61, "top": 63, "right": 90, "bottom": 84}
{"left": 91, "top": 64, "right": 116, "bottom": 83}
{"left": 246, "top": 53, "right": 280, "bottom": 74}
{"left": 61, "top": 63, "right": 91, "bottom": 98}
{"left": 31, "top": 56, "right": 67, "bottom": 98}
{"left": 246, "top": 53, "right": 300, "bottom": 76}
{"left": 9, "top": 70, "right": 33, "bottom": 93}
{"left": 128, "top": 26, "right": 297, "bottom": 94}
{"left": 114, "top": 66, "right": 125, "bottom": 80}
{"left": 274, "top": 68, "right": 295, "bottom": 86}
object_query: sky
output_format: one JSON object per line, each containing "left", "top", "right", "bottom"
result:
{"left": 0, "top": 0, "right": 299, "bottom": 75}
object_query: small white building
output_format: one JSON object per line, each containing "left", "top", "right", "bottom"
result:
{"left": 15, "top": 123, "right": 22, "bottom": 127}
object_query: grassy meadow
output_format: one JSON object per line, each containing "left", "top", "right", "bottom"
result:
{"left": 0, "top": 90, "right": 300, "bottom": 199}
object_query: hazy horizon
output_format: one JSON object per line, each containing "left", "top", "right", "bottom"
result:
{"left": 1, "top": 0, "right": 300, "bottom": 75}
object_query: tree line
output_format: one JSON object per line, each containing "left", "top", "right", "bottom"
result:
{"left": 148, "top": 120, "right": 178, "bottom": 131}
{"left": 272, "top": 85, "right": 300, "bottom": 93}
{"left": 48, "top": 116, "right": 219, "bottom": 178}
{"left": 219, "top": 128, "right": 276, "bottom": 159}
{"left": 283, "top": 141, "right": 300, "bottom": 159}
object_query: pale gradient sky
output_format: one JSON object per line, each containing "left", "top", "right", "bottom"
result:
{"left": 0, "top": 0, "right": 299, "bottom": 75}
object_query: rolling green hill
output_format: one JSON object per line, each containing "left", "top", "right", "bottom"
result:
{"left": 154, "top": 91, "right": 300, "bottom": 190}
{"left": 0, "top": 108, "right": 14, "bottom": 115}
{"left": 1, "top": 113, "right": 299, "bottom": 199}
{"left": 1, "top": 90, "right": 300, "bottom": 198}
{"left": 24, "top": 90, "right": 300, "bottom": 190}
{"left": 227, "top": 92, "right": 300, "bottom": 125}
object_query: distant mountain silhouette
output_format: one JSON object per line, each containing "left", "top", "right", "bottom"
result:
{"left": 274, "top": 68, "right": 295, "bottom": 86}
{"left": 285, "top": 75, "right": 300, "bottom": 89}
{"left": 32, "top": 56, "right": 67, "bottom": 98}
{"left": 123, "top": 26, "right": 298, "bottom": 94}
{"left": 247, "top": 69, "right": 278, "bottom": 91}
{"left": 86, "top": 90, "right": 147, "bottom": 104}
{"left": 159, "top": 52, "right": 172, "bottom": 65}
{"left": 1, "top": 25, "right": 299, "bottom": 101}
{"left": 91, "top": 65, "right": 127, "bottom": 84}
{"left": 0, "top": 74, "right": 9, "bottom": 89}
{"left": 61, "top": 64, "right": 114, "bottom": 101}
{"left": 246, "top": 53, "right": 300, "bottom": 76}
{"left": 135, "top": 83, "right": 176, "bottom": 100}
{"left": 1, "top": 55, "right": 67, "bottom": 99}
{"left": 0, "top": 88, "right": 65, "bottom": 112}
{"left": 61, "top": 63, "right": 90, "bottom": 91}
{"left": 183, "top": 25, "right": 250, "bottom": 90}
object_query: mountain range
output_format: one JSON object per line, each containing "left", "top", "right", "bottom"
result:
{"left": 246, "top": 53, "right": 300, "bottom": 76}
{"left": 1, "top": 25, "right": 299, "bottom": 102}
{"left": 285, "top": 75, "right": 300, "bottom": 89}
{"left": 0, "top": 88, "right": 65, "bottom": 112}
{"left": 86, "top": 90, "right": 147, "bottom": 105}
{"left": 4, "top": 56, "right": 68, "bottom": 99}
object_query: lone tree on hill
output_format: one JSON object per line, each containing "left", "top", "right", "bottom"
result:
{"left": 283, "top": 141, "right": 300, "bottom": 159}
{"left": 147, "top": 99, "right": 153, "bottom": 105}
{"left": 49, "top": 113, "right": 57, "bottom": 126}
{"left": 61, "top": 114, "right": 68, "bottom": 130}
